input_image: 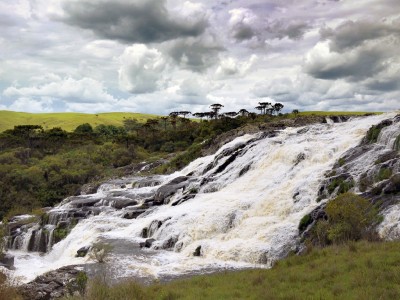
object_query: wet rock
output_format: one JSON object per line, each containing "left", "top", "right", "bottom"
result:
{"left": 140, "top": 238, "right": 156, "bottom": 248}
{"left": 76, "top": 246, "right": 90, "bottom": 258}
{"left": 154, "top": 177, "right": 190, "bottom": 205}
{"left": 239, "top": 164, "right": 251, "bottom": 177}
{"left": 78, "top": 183, "right": 100, "bottom": 195}
{"left": 141, "top": 228, "right": 148, "bottom": 238}
{"left": 123, "top": 209, "right": 147, "bottom": 219}
{"left": 193, "top": 246, "right": 201, "bottom": 256}
{"left": 20, "top": 266, "right": 86, "bottom": 300}
{"left": 69, "top": 198, "right": 101, "bottom": 208}
{"left": 110, "top": 198, "right": 139, "bottom": 209}
{"left": 0, "top": 254, "right": 14, "bottom": 269}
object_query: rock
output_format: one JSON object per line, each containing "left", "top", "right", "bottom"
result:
{"left": 0, "top": 254, "right": 14, "bottom": 269}
{"left": 20, "top": 266, "right": 86, "bottom": 300}
{"left": 76, "top": 246, "right": 90, "bottom": 258}
{"left": 140, "top": 238, "right": 155, "bottom": 248}
{"left": 110, "top": 198, "right": 139, "bottom": 209}
{"left": 69, "top": 198, "right": 101, "bottom": 208}
{"left": 123, "top": 209, "right": 147, "bottom": 219}
{"left": 78, "top": 183, "right": 100, "bottom": 195}
{"left": 193, "top": 246, "right": 201, "bottom": 256}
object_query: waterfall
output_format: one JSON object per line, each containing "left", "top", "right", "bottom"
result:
{"left": 8, "top": 112, "right": 399, "bottom": 283}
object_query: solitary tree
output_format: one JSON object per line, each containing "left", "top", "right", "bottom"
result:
{"left": 238, "top": 109, "right": 249, "bottom": 117}
{"left": 255, "top": 105, "right": 264, "bottom": 114}
{"left": 169, "top": 112, "right": 179, "bottom": 130}
{"left": 273, "top": 103, "right": 284, "bottom": 114}
{"left": 210, "top": 104, "right": 224, "bottom": 119}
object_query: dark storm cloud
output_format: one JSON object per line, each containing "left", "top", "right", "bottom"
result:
{"left": 365, "top": 78, "right": 400, "bottom": 92}
{"left": 60, "top": 0, "right": 208, "bottom": 43}
{"left": 306, "top": 47, "right": 387, "bottom": 81}
{"left": 164, "top": 36, "right": 224, "bottom": 72}
{"left": 320, "top": 20, "right": 400, "bottom": 52}
{"left": 271, "top": 21, "right": 310, "bottom": 40}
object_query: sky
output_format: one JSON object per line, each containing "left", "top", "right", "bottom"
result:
{"left": 0, "top": 0, "right": 399, "bottom": 115}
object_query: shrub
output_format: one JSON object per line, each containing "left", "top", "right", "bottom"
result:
{"left": 298, "top": 214, "right": 312, "bottom": 232}
{"left": 89, "top": 242, "right": 113, "bottom": 263}
{"left": 376, "top": 168, "right": 392, "bottom": 181}
{"left": 310, "top": 193, "right": 380, "bottom": 246}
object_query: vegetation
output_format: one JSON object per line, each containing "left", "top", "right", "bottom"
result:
{"left": 62, "top": 240, "right": 400, "bottom": 300}
{"left": 89, "top": 242, "right": 113, "bottom": 263}
{"left": 308, "top": 193, "right": 380, "bottom": 246}
{"left": 0, "top": 271, "right": 22, "bottom": 300}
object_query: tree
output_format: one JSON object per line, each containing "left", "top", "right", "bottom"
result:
{"left": 74, "top": 123, "right": 93, "bottom": 134}
{"left": 223, "top": 112, "right": 237, "bottom": 118}
{"left": 292, "top": 109, "right": 299, "bottom": 116}
{"left": 238, "top": 109, "right": 249, "bottom": 117}
{"left": 273, "top": 103, "right": 284, "bottom": 114}
{"left": 258, "top": 102, "right": 271, "bottom": 114}
{"left": 178, "top": 111, "right": 191, "bottom": 119}
{"left": 160, "top": 117, "right": 169, "bottom": 130}
{"left": 169, "top": 112, "right": 179, "bottom": 130}
{"left": 255, "top": 105, "right": 264, "bottom": 115}
{"left": 210, "top": 104, "right": 224, "bottom": 119}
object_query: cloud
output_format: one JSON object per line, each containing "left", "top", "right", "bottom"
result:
{"left": 216, "top": 55, "right": 257, "bottom": 77}
{"left": 163, "top": 33, "right": 224, "bottom": 72}
{"left": 60, "top": 0, "right": 209, "bottom": 43}
{"left": 228, "top": 8, "right": 259, "bottom": 41}
{"left": 3, "top": 77, "right": 117, "bottom": 104}
{"left": 320, "top": 20, "right": 400, "bottom": 52}
{"left": 270, "top": 21, "right": 310, "bottom": 40}
{"left": 118, "top": 44, "right": 169, "bottom": 94}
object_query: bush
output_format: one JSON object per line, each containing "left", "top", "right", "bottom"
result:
{"left": 89, "top": 242, "right": 113, "bottom": 263}
{"left": 309, "top": 193, "right": 380, "bottom": 246}
{"left": 298, "top": 214, "right": 312, "bottom": 232}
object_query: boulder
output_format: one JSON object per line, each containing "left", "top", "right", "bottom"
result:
{"left": 193, "top": 246, "right": 201, "bottom": 256}
{"left": 140, "top": 238, "right": 155, "bottom": 248}
{"left": 21, "top": 266, "right": 86, "bottom": 300}
{"left": 76, "top": 246, "right": 90, "bottom": 258}
{"left": 0, "top": 254, "right": 14, "bottom": 269}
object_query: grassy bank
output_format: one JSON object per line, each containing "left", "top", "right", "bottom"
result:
{"left": 0, "top": 111, "right": 158, "bottom": 132}
{"left": 68, "top": 241, "right": 400, "bottom": 300}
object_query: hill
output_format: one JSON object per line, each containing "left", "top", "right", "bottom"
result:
{"left": 0, "top": 111, "right": 159, "bottom": 132}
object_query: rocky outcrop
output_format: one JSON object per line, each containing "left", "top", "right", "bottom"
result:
{"left": 20, "top": 266, "right": 86, "bottom": 300}
{"left": 0, "top": 254, "right": 14, "bottom": 269}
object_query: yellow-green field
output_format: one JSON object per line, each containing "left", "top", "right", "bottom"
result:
{"left": 0, "top": 111, "right": 160, "bottom": 132}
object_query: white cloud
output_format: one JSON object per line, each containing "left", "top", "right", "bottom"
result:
{"left": 118, "top": 44, "right": 169, "bottom": 94}
{"left": 4, "top": 77, "right": 117, "bottom": 104}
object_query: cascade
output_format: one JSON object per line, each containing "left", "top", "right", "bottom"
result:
{"left": 7, "top": 112, "right": 399, "bottom": 283}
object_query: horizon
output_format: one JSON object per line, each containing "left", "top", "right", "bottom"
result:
{"left": 1, "top": 1, "right": 399, "bottom": 114}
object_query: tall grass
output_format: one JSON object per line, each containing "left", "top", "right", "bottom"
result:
{"left": 66, "top": 240, "right": 400, "bottom": 300}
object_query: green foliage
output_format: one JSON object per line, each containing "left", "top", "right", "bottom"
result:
{"left": 365, "top": 125, "right": 382, "bottom": 143}
{"left": 310, "top": 193, "right": 380, "bottom": 246}
{"left": 89, "top": 242, "right": 113, "bottom": 263}
{"left": 53, "top": 228, "right": 69, "bottom": 243}
{"left": 0, "top": 225, "right": 6, "bottom": 259}
{"left": 376, "top": 168, "right": 392, "bottom": 181}
{"left": 74, "top": 123, "right": 93, "bottom": 134}
{"left": 338, "top": 157, "right": 346, "bottom": 167}
{"left": 327, "top": 177, "right": 354, "bottom": 195}
{"left": 298, "top": 214, "right": 312, "bottom": 232}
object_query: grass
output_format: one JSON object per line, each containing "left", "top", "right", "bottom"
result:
{"left": 66, "top": 240, "right": 400, "bottom": 300}
{"left": 0, "top": 111, "right": 159, "bottom": 132}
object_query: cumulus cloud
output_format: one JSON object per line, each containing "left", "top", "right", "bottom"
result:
{"left": 216, "top": 55, "right": 257, "bottom": 77}
{"left": 118, "top": 44, "right": 169, "bottom": 94}
{"left": 60, "top": 0, "right": 209, "bottom": 43}
{"left": 228, "top": 8, "right": 259, "bottom": 41}
{"left": 3, "top": 77, "right": 117, "bottom": 103}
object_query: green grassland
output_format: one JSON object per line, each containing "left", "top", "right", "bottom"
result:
{"left": 0, "top": 111, "right": 159, "bottom": 132}
{"left": 69, "top": 241, "right": 400, "bottom": 300}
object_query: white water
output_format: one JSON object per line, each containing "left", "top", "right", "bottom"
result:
{"left": 9, "top": 113, "right": 397, "bottom": 283}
